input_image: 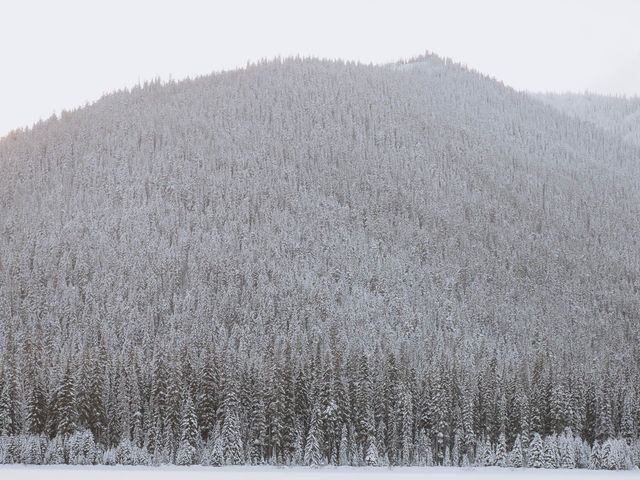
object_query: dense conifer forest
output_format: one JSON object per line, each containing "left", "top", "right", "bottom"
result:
{"left": 0, "top": 55, "right": 639, "bottom": 468}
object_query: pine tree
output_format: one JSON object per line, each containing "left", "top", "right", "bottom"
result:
{"left": 0, "top": 366, "right": 19, "bottom": 435}
{"left": 415, "top": 428, "right": 429, "bottom": 466}
{"left": 26, "top": 382, "right": 48, "bottom": 435}
{"left": 596, "top": 391, "right": 613, "bottom": 441}
{"left": 481, "top": 437, "right": 494, "bottom": 466}
{"left": 44, "top": 436, "right": 65, "bottom": 464}
{"left": 304, "top": 405, "right": 323, "bottom": 467}
{"left": 589, "top": 439, "right": 601, "bottom": 469}
{"left": 443, "top": 445, "right": 451, "bottom": 466}
{"left": 56, "top": 365, "right": 77, "bottom": 437}
{"left": 528, "top": 432, "right": 544, "bottom": 468}
{"left": 209, "top": 423, "right": 224, "bottom": 466}
{"left": 68, "top": 429, "right": 98, "bottom": 465}
{"left": 543, "top": 434, "right": 559, "bottom": 468}
{"left": 462, "top": 392, "right": 476, "bottom": 461}
{"left": 77, "top": 359, "right": 105, "bottom": 441}
{"left": 249, "top": 393, "right": 267, "bottom": 464}
{"left": 338, "top": 424, "right": 349, "bottom": 466}
{"left": 399, "top": 386, "right": 413, "bottom": 465}
{"left": 22, "top": 435, "right": 45, "bottom": 464}
{"left": 509, "top": 434, "right": 524, "bottom": 467}
{"left": 451, "top": 429, "right": 461, "bottom": 467}
{"left": 576, "top": 439, "right": 591, "bottom": 469}
{"left": 620, "top": 391, "right": 636, "bottom": 442}
{"left": 495, "top": 432, "right": 507, "bottom": 466}
{"left": 176, "top": 394, "right": 198, "bottom": 465}
{"left": 222, "top": 410, "right": 243, "bottom": 465}
{"left": 197, "top": 358, "right": 218, "bottom": 442}
{"left": 365, "top": 435, "right": 379, "bottom": 466}
{"left": 292, "top": 426, "right": 304, "bottom": 465}
{"left": 425, "top": 439, "right": 434, "bottom": 467}
{"left": 558, "top": 430, "right": 575, "bottom": 468}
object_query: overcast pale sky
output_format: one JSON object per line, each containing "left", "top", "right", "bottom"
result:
{"left": 1, "top": 0, "right": 640, "bottom": 137}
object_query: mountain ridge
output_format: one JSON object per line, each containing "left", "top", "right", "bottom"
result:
{"left": 0, "top": 55, "right": 638, "bottom": 466}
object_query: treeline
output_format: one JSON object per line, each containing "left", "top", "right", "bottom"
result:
{"left": 0, "top": 342, "right": 639, "bottom": 468}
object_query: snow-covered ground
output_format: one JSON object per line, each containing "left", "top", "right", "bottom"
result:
{"left": 0, "top": 466, "right": 637, "bottom": 480}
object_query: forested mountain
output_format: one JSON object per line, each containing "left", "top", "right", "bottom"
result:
{"left": 535, "top": 92, "right": 640, "bottom": 147}
{"left": 0, "top": 54, "right": 639, "bottom": 468}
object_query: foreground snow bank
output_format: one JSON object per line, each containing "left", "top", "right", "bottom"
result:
{"left": 0, "top": 465, "right": 638, "bottom": 480}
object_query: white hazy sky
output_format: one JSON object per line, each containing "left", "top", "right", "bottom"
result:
{"left": 1, "top": 0, "right": 640, "bottom": 137}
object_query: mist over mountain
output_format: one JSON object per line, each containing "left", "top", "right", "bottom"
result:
{"left": 535, "top": 92, "right": 640, "bottom": 147}
{"left": 0, "top": 55, "right": 638, "bottom": 467}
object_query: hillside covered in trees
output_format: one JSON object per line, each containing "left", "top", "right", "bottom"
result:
{"left": 0, "top": 55, "right": 639, "bottom": 468}
{"left": 535, "top": 92, "right": 640, "bottom": 147}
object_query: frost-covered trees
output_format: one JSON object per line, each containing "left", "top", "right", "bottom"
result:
{"left": 304, "top": 406, "right": 323, "bottom": 467}
{"left": 495, "top": 432, "right": 507, "bottom": 467}
{"left": 528, "top": 433, "right": 544, "bottom": 468}
{"left": 508, "top": 435, "right": 523, "bottom": 467}
{"left": 543, "top": 434, "right": 559, "bottom": 468}
{"left": 56, "top": 367, "right": 77, "bottom": 437}
{"left": 68, "top": 430, "right": 98, "bottom": 465}
{"left": 176, "top": 395, "right": 198, "bottom": 465}
{"left": 0, "top": 56, "right": 639, "bottom": 468}
{"left": 222, "top": 411, "right": 243, "bottom": 465}
{"left": 365, "top": 436, "right": 379, "bottom": 466}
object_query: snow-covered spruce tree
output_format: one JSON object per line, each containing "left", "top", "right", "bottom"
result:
{"left": 44, "top": 436, "right": 65, "bottom": 464}
{"left": 495, "top": 432, "right": 507, "bottom": 466}
{"left": 176, "top": 394, "right": 199, "bottom": 465}
{"left": 76, "top": 360, "right": 105, "bottom": 443}
{"left": 116, "top": 437, "right": 134, "bottom": 465}
{"left": 508, "top": 434, "right": 524, "bottom": 467}
{"left": 589, "top": 439, "right": 601, "bottom": 469}
{"left": 26, "top": 382, "right": 48, "bottom": 436}
{"left": 304, "top": 406, "right": 323, "bottom": 467}
{"left": 543, "top": 434, "right": 559, "bottom": 468}
{"left": 576, "top": 438, "right": 591, "bottom": 469}
{"left": 461, "top": 393, "right": 476, "bottom": 463}
{"left": 600, "top": 439, "right": 614, "bottom": 470}
{"left": 197, "top": 358, "right": 218, "bottom": 442}
{"left": 56, "top": 366, "right": 78, "bottom": 438}
{"left": 528, "top": 433, "right": 544, "bottom": 468}
{"left": 600, "top": 439, "right": 631, "bottom": 470}
{"left": 248, "top": 393, "right": 267, "bottom": 464}
{"left": 22, "top": 435, "right": 45, "bottom": 464}
{"left": 399, "top": 386, "right": 413, "bottom": 466}
{"left": 558, "top": 430, "right": 575, "bottom": 468}
{"left": 620, "top": 391, "right": 636, "bottom": 442}
{"left": 0, "top": 365, "right": 20, "bottom": 436}
{"left": 365, "top": 435, "right": 379, "bottom": 466}
{"left": 208, "top": 423, "right": 224, "bottom": 466}
{"left": 414, "top": 428, "right": 429, "bottom": 466}
{"left": 338, "top": 424, "right": 349, "bottom": 466}
{"left": 68, "top": 429, "right": 98, "bottom": 465}
{"left": 292, "top": 425, "right": 304, "bottom": 465}
{"left": 349, "top": 425, "right": 361, "bottom": 466}
{"left": 443, "top": 445, "right": 451, "bottom": 467}
{"left": 596, "top": 393, "right": 614, "bottom": 442}
{"left": 222, "top": 410, "right": 243, "bottom": 465}
{"left": 481, "top": 437, "right": 494, "bottom": 466}
{"left": 376, "top": 422, "right": 389, "bottom": 467}
{"left": 425, "top": 439, "right": 434, "bottom": 467}
{"left": 0, "top": 435, "right": 19, "bottom": 463}
{"left": 451, "top": 429, "right": 461, "bottom": 467}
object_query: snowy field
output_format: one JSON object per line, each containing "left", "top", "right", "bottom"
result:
{"left": 1, "top": 466, "right": 637, "bottom": 480}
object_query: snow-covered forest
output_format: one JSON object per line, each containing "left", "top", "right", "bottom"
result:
{"left": 535, "top": 92, "right": 640, "bottom": 147}
{"left": 0, "top": 55, "right": 639, "bottom": 469}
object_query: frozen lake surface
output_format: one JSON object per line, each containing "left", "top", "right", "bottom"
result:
{"left": 1, "top": 466, "right": 637, "bottom": 480}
